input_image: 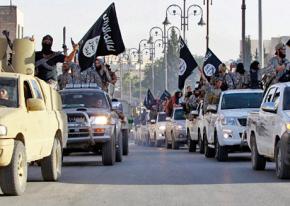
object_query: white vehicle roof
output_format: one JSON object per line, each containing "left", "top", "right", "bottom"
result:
{"left": 222, "top": 89, "right": 263, "bottom": 95}
{"left": 268, "top": 82, "right": 290, "bottom": 89}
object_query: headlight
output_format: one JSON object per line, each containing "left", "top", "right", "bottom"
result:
{"left": 220, "top": 116, "right": 237, "bottom": 126}
{"left": 159, "top": 126, "right": 166, "bottom": 130}
{"left": 286, "top": 123, "right": 290, "bottom": 131}
{"left": 0, "top": 125, "right": 7, "bottom": 136}
{"left": 90, "top": 116, "right": 108, "bottom": 125}
{"left": 177, "top": 125, "right": 184, "bottom": 130}
{"left": 223, "top": 129, "right": 233, "bottom": 139}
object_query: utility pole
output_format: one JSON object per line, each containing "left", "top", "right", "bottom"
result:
{"left": 241, "top": 0, "right": 246, "bottom": 67}
{"left": 258, "top": 0, "right": 264, "bottom": 67}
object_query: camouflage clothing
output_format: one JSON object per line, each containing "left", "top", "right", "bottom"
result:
{"left": 81, "top": 65, "right": 112, "bottom": 92}
{"left": 202, "top": 82, "right": 221, "bottom": 112}
{"left": 58, "top": 72, "right": 72, "bottom": 90}
{"left": 233, "top": 72, "right": 250, "bottom": 89}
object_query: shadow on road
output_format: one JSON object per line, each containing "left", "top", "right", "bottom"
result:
{"left": 26, "top": 144, "right": 290, "bottom": 186}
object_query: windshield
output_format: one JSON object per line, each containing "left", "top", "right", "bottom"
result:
{"left": 61, "top": 91, "right": 109, "bottom": 109}
{"left": 283, "top": 87, "right": 290, "bottom": 110}
{"left": 0, "top": 77, "right": 18, "bottom": 108}
{"left": 158, "top": 113, "right": 167, "bottom": 122}
{"left": 221, "top": 93, "right": 263, "bottom": 110}
{"left": 174, "top": 109, "right": 185, "bottom": 120}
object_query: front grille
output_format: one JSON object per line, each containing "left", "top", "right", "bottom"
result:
{"left": 67, "top": 113, "right": 88, "bottom": 124}
{"left": 68, "top": 128, "right": 89, "bottom": 138}
{"left": 238, "top": 118, "right": 247, "bottom": 126}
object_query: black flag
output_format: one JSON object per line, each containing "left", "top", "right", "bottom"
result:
{"left": 78, "top": 3, "right": 125, "bottom": 71}
{"left": 286, "top": 39, "right": 290, "bottom": 47}
{"left": 144, "top": 89, "right": 156, "bottom": 109}
{"left": 178, "top": 37, "right": 199, "bottom": 90}
{"left": 160, "top": 90, "right": 171, "bottom": 101}
{"left": 202, "top": 48, "right": 222, "bottom": 81}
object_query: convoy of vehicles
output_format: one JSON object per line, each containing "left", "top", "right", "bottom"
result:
{"left": 0, "top": 73, "right": 68, "bottom": 196}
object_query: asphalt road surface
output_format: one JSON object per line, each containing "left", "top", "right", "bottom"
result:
{"left": 1, "top": 143, "right": 290, "bottom": 206}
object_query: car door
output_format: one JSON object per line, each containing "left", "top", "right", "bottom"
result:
{"left": 32, "top": 79, "right": 56, "bottom": 156}
{"left": 257, "top": 87, "right": 277, "bottom": 155}
{"left": 190, "top": 104, "right": 201, "bottom": 140}
{"left": 22, "top": 80, "right": 44, "bottom": 160}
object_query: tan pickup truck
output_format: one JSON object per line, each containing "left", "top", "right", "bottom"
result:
{"left": 0, "top": 72, "right": 68, "bottom": 196}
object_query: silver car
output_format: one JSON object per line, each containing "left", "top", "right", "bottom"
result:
{"left": 60, "top": 85, "right": 122, "bottom": 166}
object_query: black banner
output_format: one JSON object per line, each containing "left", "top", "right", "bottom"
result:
{"left": 144, "top": 89, "right": 156, "bottom": 109}
{"left": 78, "top": 3, "right": 125, "bottom": 71}
{"left": 160, "top": 90, "right": 171, "bottom": 101}
{"left": 202, "top": 48, "right": 222, "bottom": 81}
{"left": 178, "top": 37, "right": 198, "bottom": 90}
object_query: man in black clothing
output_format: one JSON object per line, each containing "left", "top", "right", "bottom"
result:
{"left": 35, "top": 35, "right": 78, "bottom": 87}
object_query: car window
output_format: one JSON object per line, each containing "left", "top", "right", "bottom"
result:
{"left": 61, "top": 91, "right": 109, "bottom": 109}
{"left": 0, "top": 77, "right": 18, "bottom": 108}
{"left": 23, "top": 81, "right": 33, "bottom": 107}
{"left": 283, "top": 87, "right": 290, "bottom": 110}
{"left": 31, "top": 80, "right": 43, "bottom": 100}
{"left": 272, "top": 88, "right": 280, "bottom": 105}
{"left": 174, "top": 109, "right": 185, "bottom": 120}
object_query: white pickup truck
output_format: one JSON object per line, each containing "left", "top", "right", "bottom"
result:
{"left": 148, "top": 112, "right": 167, "bottom": 147}
{"left": 246, "top": 83, "right": 290, "bottom": 179}
{"left": 203, "top": 89, "right": 263, "bottom": 161}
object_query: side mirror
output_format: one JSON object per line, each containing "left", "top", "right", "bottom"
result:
{"left": 150, "top": 119, "right": 156, "bottom": 124}
{"left": 166, "top": 117, "right": 171, "bottom": 121}
{"left": 261, "top": 102, "right": 277, "bottom": 113}
{"left": 27, "top": 98, "right": 45, "bottom": 111}
{"left": 206, "top": 104, "right": 217, "bottom": 113}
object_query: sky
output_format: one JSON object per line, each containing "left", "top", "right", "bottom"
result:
{"left": 1, "top": 0, "right": 289, "bottom": 61}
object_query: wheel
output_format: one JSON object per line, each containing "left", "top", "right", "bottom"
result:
{"left": 215, "top": 138, "right": 228, "bottom": 162}
{"left": 172, "top": 132, "right": 179, "bottom": 150}
{"left": 189, "top": 139, "right": 197, "bottom": 153}
{"left": 116, "top": 132, "right": 123, "bottom": 162}
{"left": 198, "top": 131, "right": 204, "bottom": 154}
{"left": 41, "top": 138, "right": 62, "bottom": 181}
{"left": 275, "top": 140, "right": 290, "bottom": 179}
{"left": 122, "top": 129, "right": 129, "bottom": 156}
{"left": 0, "top": 140, "right": 27, "bottom": 196}
{"left": 250, "top": 134, "right": 266, "bottom": 170}
{"left": 204, "top": 132, "right": 215, "bottom": 158}
{"left": 188, "top": 130, "right": 196, "bottom": 153}
{"left": 156, "top": 139, "right": 162, "bottom": 147}
{"left": 102, "top": 131, "right": 116, "bottom": 166}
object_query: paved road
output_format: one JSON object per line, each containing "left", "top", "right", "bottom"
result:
{"left": 1, "top": 144, "right": 290, "bottom": 206}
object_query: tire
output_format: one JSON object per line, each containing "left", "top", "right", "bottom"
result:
{"left": 122, "top": 129, "right": 129, "bottom": 156}
{"left": 215, "top": 139, "right": 228, "bottom": 162}
{"left": 0, "top": 140, "right": 27, "bottom": 196}
{"left": 250, "top": 134, "right": 266, "bottom": 170}
{"left": 275, "top": 141, "right": 290, "bottom": 179}
{"left": 198, "top": 131, "right": 204, "bottom": 154}
{"left": 188, "top": 130, "right": 196, "bottom": 153}
{"left": 165, "top": 133, "right": 171, "bottom": 149}
{"left": 156, "top": 139, "right": 162, "bottom": 147}
{"left": 41, "top": 138, "right": 62, "bottom": 181}
{"left": 189, "top": 140, "right": 197, "bottom": 153}
{"left": 171, "top": 132, "right": 179, "bottom": 150}
{"left": 102, "top": 131, "right": 116, "bottom": 166}
{"left": 204, "top": 132, "right": 215, "bottom": 158}
{"left": 116, "top": 132, "right": 123, "bottom": 163}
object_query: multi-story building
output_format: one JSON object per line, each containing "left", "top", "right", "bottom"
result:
{"left": 0, "top": 5, "right": 24, "bottom": 40}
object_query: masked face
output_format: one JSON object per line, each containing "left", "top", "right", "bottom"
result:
{"left": 42, "top": 38, "right": 53, "bottom": 55}
{"left": 278, "top": 49, "right": 286, "bottom": 59}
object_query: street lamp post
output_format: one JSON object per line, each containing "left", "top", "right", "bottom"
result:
{"left": 166, "top": 0, "right": 205, "bottom": 42}
{"left": 241, "top": 0, "right": 246, "bottom": 66}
